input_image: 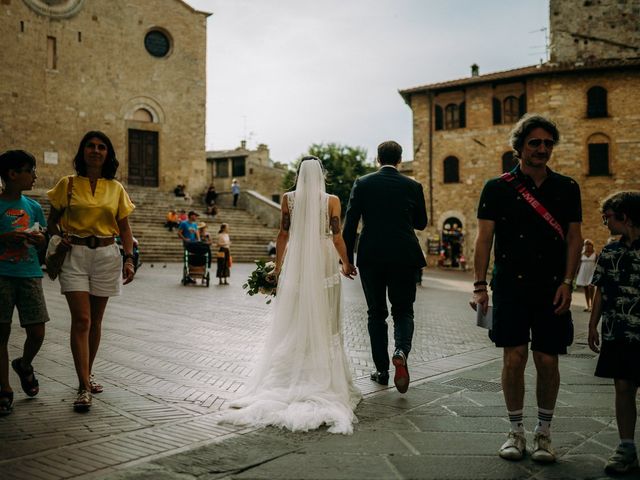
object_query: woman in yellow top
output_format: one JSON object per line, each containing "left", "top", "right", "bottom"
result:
{"left": 47, "top": 131, "right": 136, "bottom": 412}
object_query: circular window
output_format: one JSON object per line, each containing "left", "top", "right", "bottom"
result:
{"left": 144, "top": 30, "right": 171, "bottom": 58}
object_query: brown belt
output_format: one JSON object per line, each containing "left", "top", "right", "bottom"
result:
{"left": 68, "top": 236, "right": 116, "bottom": 249}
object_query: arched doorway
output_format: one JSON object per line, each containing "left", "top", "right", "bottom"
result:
{"left": 440, "top": 217, "right": 465, "bottom": 269}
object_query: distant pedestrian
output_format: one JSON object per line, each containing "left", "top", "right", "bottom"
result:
{"left": 205, "top": 185, "right": 218, "bottom": 208}
{"left": 216, "top": 223, "right": 231, "bottom": 284}
{"left": 470, "top": 114, "right": 582, "bottom": 463}
{"left": 0, "top": 150, "right": 49, "bottom": 415}
{"left": 231, "top": 179, "right": 240, "bottom": 207}
{"left": 588, "top": 191, "right": 640, "bottom": 475}
{"left": 575, "top": 239, "right": 596, "bottom": 311}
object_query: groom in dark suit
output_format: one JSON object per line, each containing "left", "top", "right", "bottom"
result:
{"left": 343, "top": 141, "right": 428, "bottom": 393}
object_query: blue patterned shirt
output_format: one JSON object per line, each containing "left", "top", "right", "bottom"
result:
{"left": 592, "top": 238, "right": 640, "bottom": 344}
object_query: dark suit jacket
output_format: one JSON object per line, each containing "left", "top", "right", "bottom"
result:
{"left": 343, "top": 166, "right": 428, "bottom": 268}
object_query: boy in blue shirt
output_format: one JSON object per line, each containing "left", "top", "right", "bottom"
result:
{"left": 0, "top": 150, "right": 49, "bottom": 415}
{"left": 589, "top": 191, "right": 640, "bottom": 474}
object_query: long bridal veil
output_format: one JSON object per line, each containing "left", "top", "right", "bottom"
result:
{"left": 221, "top": 158, "right": 360, "bottom": 434}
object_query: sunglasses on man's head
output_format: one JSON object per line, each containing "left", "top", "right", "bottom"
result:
{"left": 526, "top": 138, "right": 555, "bottom": 149}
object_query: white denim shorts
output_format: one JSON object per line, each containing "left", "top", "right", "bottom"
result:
{"left": 59, "top": 243, "right": 122, "bottom": 297}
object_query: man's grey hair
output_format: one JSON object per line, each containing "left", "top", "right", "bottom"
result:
{"left": 508, "top": 113, "right": 560, "bottom": 157}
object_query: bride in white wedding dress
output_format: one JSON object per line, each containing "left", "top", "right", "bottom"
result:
{"left": 220, "top": 156, "right": 362, "bottom": 434}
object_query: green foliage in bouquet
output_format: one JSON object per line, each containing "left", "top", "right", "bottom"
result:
{"left": 243, "top": 259, "right": 278, "bottom": 304}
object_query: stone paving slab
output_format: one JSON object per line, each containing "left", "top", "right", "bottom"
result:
{"left": 100, "top": 351, "right": 637, "bottom": 480}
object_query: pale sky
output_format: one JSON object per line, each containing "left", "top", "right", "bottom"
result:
{"left": 184, "top": 0, "right": 549, "bottom": 164}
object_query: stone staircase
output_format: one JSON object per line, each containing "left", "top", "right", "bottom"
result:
{"left": 26, "top": 185, "right": 279, "bottom": 264}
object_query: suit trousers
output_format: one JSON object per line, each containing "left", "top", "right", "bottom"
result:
{"left": 359, "top": 264, "right": 418, "bottom": 373}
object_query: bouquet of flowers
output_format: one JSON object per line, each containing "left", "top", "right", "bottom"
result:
{"left": 243, "top": 259, "right": 278, "bottom": 304}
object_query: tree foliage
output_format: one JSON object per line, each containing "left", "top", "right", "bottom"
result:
{"left": 282, "top": 143, "right": 376, "bottom": 212}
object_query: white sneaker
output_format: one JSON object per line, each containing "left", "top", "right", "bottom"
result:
{"left": 499, "top": 431, "right": 526, "bottom": 460}
{"left": 531, "top": 432, "right": 556, "bottom": 463}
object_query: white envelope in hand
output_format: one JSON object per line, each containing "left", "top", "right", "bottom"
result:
{"left": 476, "top": 306, "right": 493, "bottom": 329}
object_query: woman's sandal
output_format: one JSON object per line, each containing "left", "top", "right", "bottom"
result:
{"left": 0, "top": 390, "right": 14, "bottom": 416}
{"left": 89, "top": 374, "right": 103, "bottom": 394}
{"left": 11, "top": 358, "right": 39, "bottom": 397}
{"left": 73, "top": 389, "right": 92, "bottom": 412}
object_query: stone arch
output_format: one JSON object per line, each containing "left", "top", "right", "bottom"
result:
{"left": 23, "top": 0, "right": 85, "bottom": 18}
{"left": 132, "top": 108, "right": 153, "bottom": 122}
{"left": 122, "top": 97, "right": 165, "bottom": 124}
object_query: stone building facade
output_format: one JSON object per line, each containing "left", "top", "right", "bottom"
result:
{"left": 400, "top": 0, "right": 640, "bottom": 268}
{"left": 0, "top": 0, "right": 209, "bottom": 192}
{"left": 206, "top": 141, "right": 287, "bottom": 204}
{"left": 550, "top": 0, "right": 640, "bottom": 63}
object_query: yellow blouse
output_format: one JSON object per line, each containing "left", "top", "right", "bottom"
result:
{"left": 47, "top": 176, "right": 135, "bottom": 237}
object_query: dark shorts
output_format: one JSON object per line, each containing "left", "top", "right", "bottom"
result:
{"left": 0, "top": 276, "right": 50, "bottom": 327}
{"left": 595, "top": 340, "right": 640, "bottom": 382}
{"left": 489, "top": 292, "right": 573, "bottom": 355}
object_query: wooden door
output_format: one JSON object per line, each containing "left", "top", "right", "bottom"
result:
{"left": 128, "top": 129, "right": 158, "bottom": 186}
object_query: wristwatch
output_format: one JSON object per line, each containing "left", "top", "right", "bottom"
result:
{"left": 123, "top": 253, "right": 135, "bottom": 262}
{"left": 562, "top": 277, "right": 573, "bottom": 286}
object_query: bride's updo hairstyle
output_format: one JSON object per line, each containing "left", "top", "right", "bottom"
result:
{"left": 293, "top": 156, "right": 326, "bottom": 189}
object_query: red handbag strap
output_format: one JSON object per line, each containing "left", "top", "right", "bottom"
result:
{"left": 500, "top": 172, "right": 565, "bottom": 241}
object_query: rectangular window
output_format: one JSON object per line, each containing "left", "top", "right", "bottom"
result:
{"left": 47, "top": 36, "right": 57, "bottom": 70}
{"left": 215, "top": 159, "right": 229, "bottom": 178}
{"left": 588, "top": 143, "right": 609, "bottom": 176}
{"left": 232, "top": 157, "right": 246, "bottom": 177}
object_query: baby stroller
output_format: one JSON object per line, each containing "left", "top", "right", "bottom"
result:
{"left": 182, "top": 241, "right": 211, "bottom": 287}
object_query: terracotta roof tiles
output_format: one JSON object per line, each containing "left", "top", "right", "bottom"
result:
{"left": 399, "top": 58, "right": 640, "bottom": 98}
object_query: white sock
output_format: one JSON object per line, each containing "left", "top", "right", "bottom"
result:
{"left": 508, "top": 409, "right": 524, "bottom": 433}
{"left": 534, "top": 407, "right": 554, "bottom": 436}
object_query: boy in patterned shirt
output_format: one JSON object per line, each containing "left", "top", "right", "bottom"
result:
{"left": 588, "top": 191, "right": 640, "bottom": 474}
{"left": 0, "top": 150, "right": 49, "bottom": 415}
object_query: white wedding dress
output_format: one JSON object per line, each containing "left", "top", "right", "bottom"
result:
{"left": 220, "top": 159, "right": 361, "bottom": 434}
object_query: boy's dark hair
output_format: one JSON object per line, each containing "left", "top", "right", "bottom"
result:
{"left": 377, "top": 141, "right": 402, "bottom": 165}
{"left": 0, "top": 150, "right": 36, "bottom": 181}
{"left": 73, "top": 130, "right": 119, "bottom": 179}
{"left": 601, "top": 191, "right": 640, "bottom": 226}
{"left": 509, "top": 113, "right": 560, "bottom": 157}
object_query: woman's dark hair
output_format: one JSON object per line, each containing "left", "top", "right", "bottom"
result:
{"left": 218, "top": 222, "right": 228, "bottom": 233}
{"left": 73, "top": 130, "right": 119, "bottom": 179}
{"left": 290, "top": 155, "right": 326, "bottom": 189}
{"left": 601, "top": 191, "right": 640, "bottom": 226}
{"left": 0, "top": 150, "right": 36, "bottom": 181}
{"left": 508, "top": 114, "right": 560, "bottom": 158}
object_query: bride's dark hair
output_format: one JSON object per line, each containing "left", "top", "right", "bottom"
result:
{"left": 291, "top": 155, "right": 327, "bottom": 189}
